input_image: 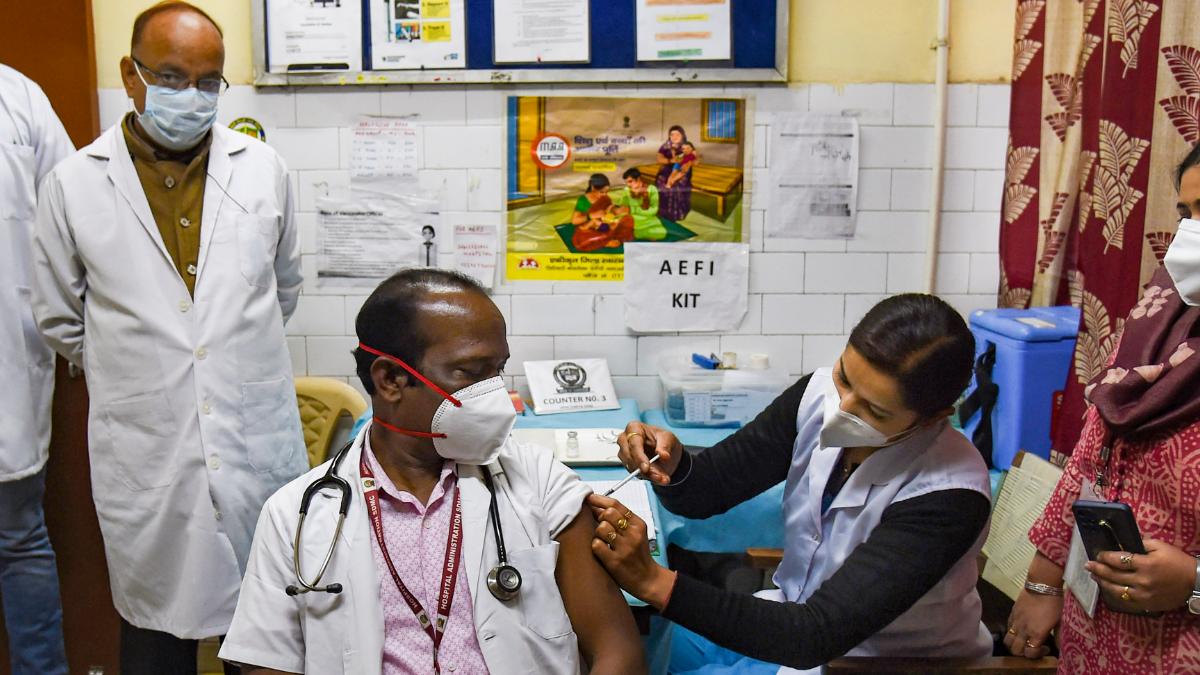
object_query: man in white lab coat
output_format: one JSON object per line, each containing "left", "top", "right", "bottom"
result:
{"left": 30, "top": 3, "right": 307, "bottom": 673}
{"left": 0, "top": 63, "right": 73, "bottom": 675}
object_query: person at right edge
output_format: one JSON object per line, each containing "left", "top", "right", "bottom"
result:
{"left": 1005, "top": 145, "right": 1200, "bottom": 671}
{"left": 587, "top": 294, "right": 994, "bottom": 674}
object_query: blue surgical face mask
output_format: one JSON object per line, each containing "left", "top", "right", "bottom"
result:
{"left": 137, "top": 84, "right": 218, "bottom": 152}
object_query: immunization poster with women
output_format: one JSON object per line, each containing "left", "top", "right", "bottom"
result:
{"left": 505, "top": 96, "right": 749, "bottom": 281}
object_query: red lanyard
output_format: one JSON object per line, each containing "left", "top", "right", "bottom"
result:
{"left": 360, "top": 453, "right": 462, "bottom": 673}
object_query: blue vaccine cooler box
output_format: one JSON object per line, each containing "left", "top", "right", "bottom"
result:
{"left": 960, "top": 306, "right": 1080, "bottom": 469}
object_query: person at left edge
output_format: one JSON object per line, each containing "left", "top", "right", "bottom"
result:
{"left": 219, "top": 269, "right": 646, "bottom": 675}
{"left": 0, "top": 63, "right": 74, "bottom": 675}
{"left": 30, "top": 2, "right": 306, "bottom": 673}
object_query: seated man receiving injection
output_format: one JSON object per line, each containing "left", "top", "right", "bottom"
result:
{"left": 220, "top": 269, "right": 645, "bottom": 675}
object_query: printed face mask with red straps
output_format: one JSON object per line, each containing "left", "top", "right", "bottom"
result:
{"left": 360, "top": 343, "right": 516, "bottom": 465}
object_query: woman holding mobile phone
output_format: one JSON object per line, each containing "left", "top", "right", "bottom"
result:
{"left": 1005, "top": 145, "right": 1200, "bottom": 672}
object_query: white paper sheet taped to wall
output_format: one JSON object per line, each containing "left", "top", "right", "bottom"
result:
{"left": 266, "top": 0, "right": 363, "bottom": 73}
{"left": 350, "top": 118, "right": 422, "bottom": 184}
{"left": 453, "top": 224, "right": 499, "bottom": 289}
{"left": 767, "top": 114, "right": 859, "bottom": 239}
{"left": 317, "top": 189, "right": 442, "bottom": 287}
{"left": 493, "top": 0, "right": 591, "bottom": 64}
{"left": 623, "top": 242, "right": 749, "bottom": 333}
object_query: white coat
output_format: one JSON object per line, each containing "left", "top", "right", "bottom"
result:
{"left": 30, "top": 121, "right": 308, "bottom": 638}
{"left": 766, "top": 368, "right": 993, "bottom": 675}
{"left": 0, "top": 64, "right": 74, "bottom": 481}
{"left": 219, "top": 428, "right": 590, "bottom": 675}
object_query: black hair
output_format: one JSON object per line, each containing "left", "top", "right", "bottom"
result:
{"left": 847, "top": 294, "right": 975, "bottom": 419}
{"left": 622, "top": 167, "right": 642, "bottom": 181}
{"left": 132, "top": 1, "right": 223, "bottom": 52}
{"left": 681, "top": 141, "right": 695, "bottom": 150}
{"left": 354, "top": 268, "right": 488, "bottom": 395}
{"left": 667, "top": 125, "right": 688, "bottom": 143}
{"left": 587, "top": 173, "right": 610, "bottom": 192}
{"left": 421, "top": 225, "right": 435, "bottom": 236}
{"left": 1176, "top": 142, "right": 1200, "bottom": 189}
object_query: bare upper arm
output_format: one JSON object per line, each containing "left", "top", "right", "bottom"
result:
{"left": 554, "top": 508, "right": 647, "bottom": 675}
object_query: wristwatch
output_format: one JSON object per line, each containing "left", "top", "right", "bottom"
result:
{"left": 1188, "top": 556, "right": 1200, "bottom": 615}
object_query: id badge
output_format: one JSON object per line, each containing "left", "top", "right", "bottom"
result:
{"left": 1066, "top": 479, "right": 1100, "bottom": 617}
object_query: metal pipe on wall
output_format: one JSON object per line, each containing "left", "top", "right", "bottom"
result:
{"left": 925, "top": 0, "right": 951, "bottom": 293}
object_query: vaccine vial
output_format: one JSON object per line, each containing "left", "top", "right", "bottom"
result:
{"left": 566, "top": 431, "right": 580, "bottom": 458}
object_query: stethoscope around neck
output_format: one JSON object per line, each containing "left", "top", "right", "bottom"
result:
{"left": 285, "top": 439, "right": 523, "bottom": 601}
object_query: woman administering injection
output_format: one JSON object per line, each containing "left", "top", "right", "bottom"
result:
{"left": 587, "top": 295, "right": 994, "bottom": 674}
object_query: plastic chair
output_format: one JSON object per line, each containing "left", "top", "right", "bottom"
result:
{"left": 295, "top": 377, "right": 369, "bottom": 467}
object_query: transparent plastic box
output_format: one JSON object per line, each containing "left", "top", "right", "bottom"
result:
{"left": 658, "top": 353, "right": 790, "bottom": 428}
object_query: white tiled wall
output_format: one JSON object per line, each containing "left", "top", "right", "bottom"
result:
{"left": 99, "top": 82, "right": 1009, "bottom": 411}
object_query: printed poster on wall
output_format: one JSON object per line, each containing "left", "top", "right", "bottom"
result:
{"left": 266, "top": 0, "right": 363, "bottom": 72}
{"left": 316, "top": 190, "right": 442, "bottom": 287}
{"left": 369, "top": 0, "right": 466, "bottom": 69}
{"left": 623, "top": 242, "right": 749, "bottom": 332}
{"left": 767, "top": 114, "right": 859, "bottom": 239}
{"left": 635, "top": 0, "right": 731, "bottom": 62}
{"left": 493, "top": 0, "right": 591, "bottom": 64}
{"left": 506, "top": 96, "right": 749, "bottom": 282}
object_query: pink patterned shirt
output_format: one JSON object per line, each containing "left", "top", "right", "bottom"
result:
{"left": 364, "top": 439, "right": 491, "bottom": 675}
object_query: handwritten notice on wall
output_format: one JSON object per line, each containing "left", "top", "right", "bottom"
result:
{"left": 350, "top": 117, "right": 422, "bottom": 183}
{"left": 453, "top": 224, "right": 498, "bottom": 289}
{"left": 623, "top": 242, "right": 748, "bottom": 333}
{"left": 767, "top": 114, "right": 859, "bottom": 239}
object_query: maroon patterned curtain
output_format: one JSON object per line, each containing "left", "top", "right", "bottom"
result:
{"left": 999, "top": 0, "right": 1200, "bottom": 454}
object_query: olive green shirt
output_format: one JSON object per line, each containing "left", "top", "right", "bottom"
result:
{"left": 122, "top": 112, "right": 210, "bottom": 296}
{"left": 614, "top": 184, "right": 666, "bottom": 240}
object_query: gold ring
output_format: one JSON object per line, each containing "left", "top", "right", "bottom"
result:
{"left": 617, "top": 518, "right": 629, "bottom": 530}
{"left": 1121, "top": 585, "right": 1132, "bottom": 602}
{"left": 1007, "top": 628, "right": 1018, "bottom": 636}
{"left": 626, "top": 431, "right": 643, "bottom": 441}
{"left": 1120, "top": 553, "right": 1134, "bottom": 569}
{"left": 607, "top": 531, "right": 618, "bottom": 544}
{"left": 623, "top": 511, "right": 634, "bottom": 520}
{"left": 1025, "top": 640, "right": 1036, "bottom": 650}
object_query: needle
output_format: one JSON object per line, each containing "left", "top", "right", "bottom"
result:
{"left": 603, "top": 454, "right": 661, "bottom": 496}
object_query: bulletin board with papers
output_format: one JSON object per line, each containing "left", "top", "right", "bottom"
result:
{"left": 252, "top": 0, "right": 789, "bottom": 85}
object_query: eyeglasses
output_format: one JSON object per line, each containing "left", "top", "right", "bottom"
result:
{"left": 132, "top": 57, "right": 228, "bottom": 95}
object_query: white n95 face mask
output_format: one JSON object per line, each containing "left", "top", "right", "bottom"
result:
{"left": 818, "top": 380, "right": 918, "bottom": 449}
{"left": 137, "top": 84, "right": 218, "bottom": 152}
{"left": 360, "top": 343, "right": 516, "bottom": 465}
{"left": 820, "top": 393, "right": 891, "bottom": 448}
{"left": 430, "top": 377, "right": 517, "bottom": 465}
{"left": 1165, "top": 218, "right": 1200, "bottom": 306}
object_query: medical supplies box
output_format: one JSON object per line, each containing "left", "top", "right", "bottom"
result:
{"left": 961, "top": 306, "right": 1080, "bottom": 469}
{"left": 658, "top": 353, "right": 789, "bottom": 428}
